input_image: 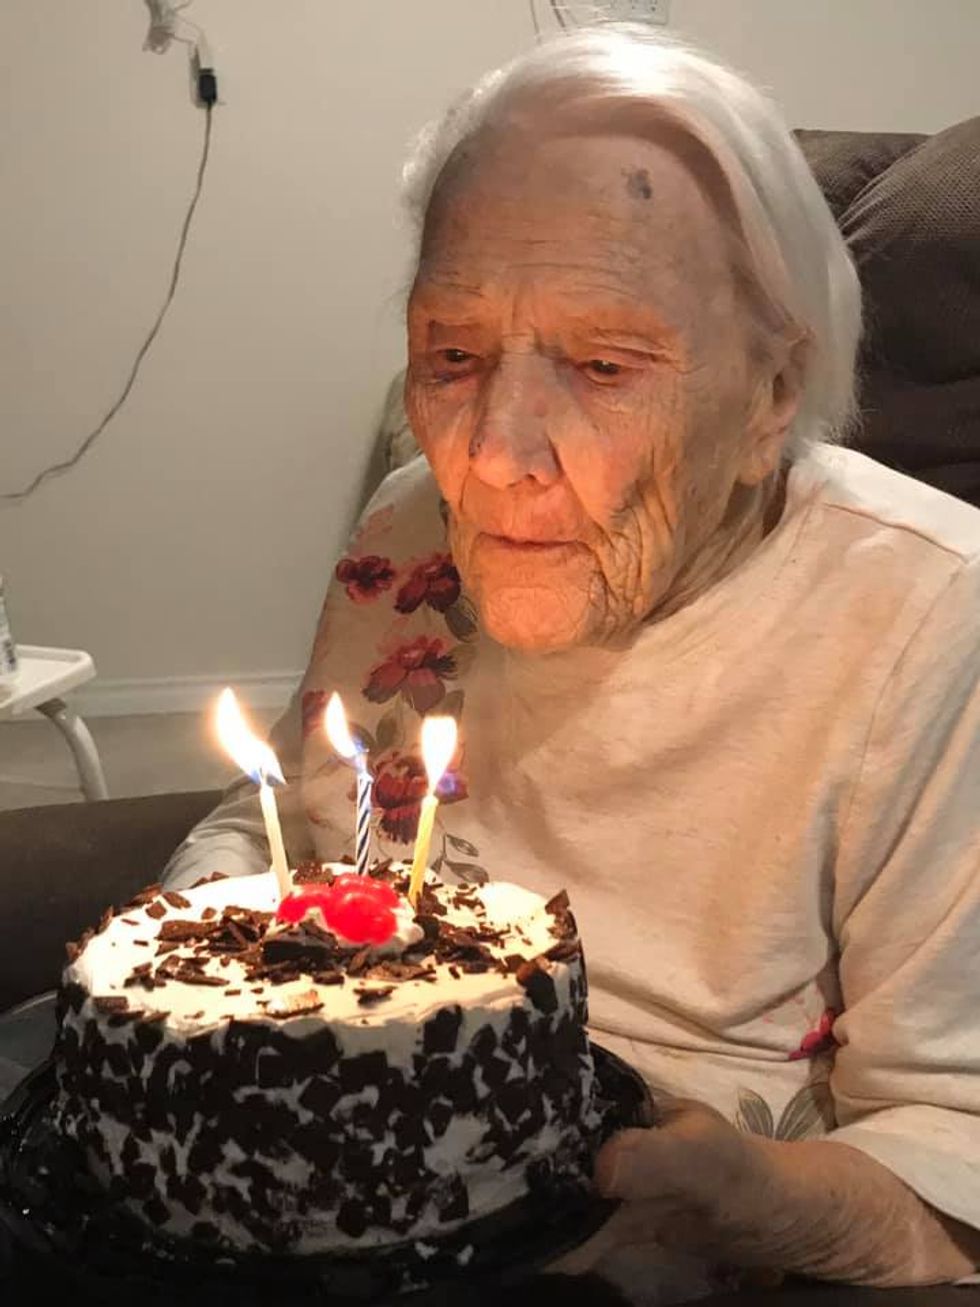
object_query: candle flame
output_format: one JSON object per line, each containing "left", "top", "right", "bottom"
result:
{"left": 421, "top": 715, "right": 458, "bottom": 793}
{"left": 215, "top": 687, "right": 285, "bottom": 785}
{"left": 325, "top": 691, "right": 358, "bottom": 761}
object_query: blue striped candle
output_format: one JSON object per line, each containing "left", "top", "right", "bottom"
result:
{"left": 354, "top": 757, "right": 371, "bottom": 876}
{"left": 325, "top": 691, "right": 373, "bottom": 874}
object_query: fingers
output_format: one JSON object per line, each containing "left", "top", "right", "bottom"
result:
{"left": 549, "top": 1206, "right": 635, "bottom": 1275}
{"left": 596, "top": 1102, "right": 743, "bottom": 1202}
{"left": 594, "top": 1127, "right": 650, "bottom": 1198}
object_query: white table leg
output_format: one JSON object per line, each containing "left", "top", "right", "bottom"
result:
{"left": 35, "top": 697, "right": 110, "bottom": 801}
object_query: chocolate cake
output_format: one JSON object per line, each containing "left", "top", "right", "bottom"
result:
{"left": 53, "top": 863, "right": 598, "bottom": 1255}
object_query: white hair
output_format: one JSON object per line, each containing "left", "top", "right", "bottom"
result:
{"left": 402, "top": 25, "right": 862, "bottom": 454}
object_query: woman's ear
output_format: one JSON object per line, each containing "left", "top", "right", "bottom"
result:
{"left": 738, "top": 334, "right": 809, "bottom": 486}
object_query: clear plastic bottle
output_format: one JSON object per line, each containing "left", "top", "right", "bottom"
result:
{"left": 0, "top": 574, "right": 19, "bottom": 688}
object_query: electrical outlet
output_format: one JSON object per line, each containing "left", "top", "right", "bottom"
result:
{"left": 604, "top": 0, "right": 671, "bottom": 23}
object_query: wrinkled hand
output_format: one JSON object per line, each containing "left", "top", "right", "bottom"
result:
{"left": 556, "top": 1098, "right": 980, "bottom": 1292}
{"left": 556, "top": 1098, "right": 783, "bottom": 1277}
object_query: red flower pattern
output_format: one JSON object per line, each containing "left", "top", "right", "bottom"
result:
{"left": 335, "top": 555, "right": 396, "bottom": 604}
{"left": 371, "top": 749, "right": 468, "bottom": 844}
{"left": 301, "top": 689, "right": 329, "bottom": 738}
{"left": 788, "top": 1008, "right": 838, "bottom": 1061}
{"left": 395, "top": 553, "right": 461, "bottom": 615}
{"left": 363, "top": 636, "right": 456, "bottom": 713}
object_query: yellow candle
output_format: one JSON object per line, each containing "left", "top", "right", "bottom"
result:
{"left": 408, "top": 793, "right": 439, "bottom": 908}
{"left": 407, "top": 715, "right": 458, "bottom": 909}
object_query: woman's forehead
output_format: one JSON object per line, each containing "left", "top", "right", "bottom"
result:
{"left": 414, "top": 132, "right": 735, "bottom": 327}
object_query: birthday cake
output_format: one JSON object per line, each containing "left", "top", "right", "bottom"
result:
{"left": 53, "top": 862, "right": 598, "bottom": 1256}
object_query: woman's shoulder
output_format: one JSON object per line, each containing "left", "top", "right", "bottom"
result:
{"left": 798, "top": 443, "right": 980, "bottom": 567}
{"left": 782, "top": 444, "right": 980, "bottom": 674}
{"left": 348, "top": 456, "right": 446, "bottom": 559}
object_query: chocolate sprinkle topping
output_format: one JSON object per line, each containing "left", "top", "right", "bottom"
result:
{"left": 516, "top": 958, "right": 559, "bottom": 1015}
{"left": 93, "top": 995, "right": 129, "bottom": 1014}
{"left": 355, "top": 986, "right": 395, "bottom": 1007}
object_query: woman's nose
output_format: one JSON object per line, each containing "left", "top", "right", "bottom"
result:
{"left": 469, "top": 352, "right": 561, "bottom": 489}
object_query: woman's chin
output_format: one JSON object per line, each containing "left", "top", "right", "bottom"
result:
{"left": 478, "top": 584, "right": 594, "bottom": 653}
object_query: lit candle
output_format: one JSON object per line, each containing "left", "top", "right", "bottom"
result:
{"left": 324, "top": 692, "right": 372, "bottom": 876}
{"left": 408, "top": 715, "right": 458, "bottom": 908}
{"left": 215, "top": 687, "right": 291, "bottom": 900}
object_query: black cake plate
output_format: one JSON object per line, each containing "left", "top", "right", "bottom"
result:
{"left": 0, "top": 1043, "right": 651, "bottom": 1306}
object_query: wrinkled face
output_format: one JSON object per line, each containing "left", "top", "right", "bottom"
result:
{"left": 406, "top": 128, "right": 788, "bottom": 652}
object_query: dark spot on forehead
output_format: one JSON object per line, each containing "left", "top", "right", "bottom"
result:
{"left": 624, "top": 168, "right": 653, "bottom": 201}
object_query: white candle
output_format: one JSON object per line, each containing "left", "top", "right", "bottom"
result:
{"left": 408, "top": 715, "right": 458, "bottom": 908}
{"left": 215, "top": 687, "right": 291, "bottom": 900}
{"left": 258, "top": 778, "right": 291, "bottom": 897}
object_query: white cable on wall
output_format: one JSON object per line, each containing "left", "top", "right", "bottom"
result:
{"left": 0, "top": 3, "right": 217, "bottom": 505}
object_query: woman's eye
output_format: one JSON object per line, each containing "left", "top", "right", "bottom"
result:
{"left": 582, "top": 355, "right": 629, "bottom": 381}
{"left": 441, "top": 349, "right": 473, "bottom": 365}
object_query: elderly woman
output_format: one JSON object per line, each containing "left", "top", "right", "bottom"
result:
{"left": 166, "top": 27, "right": 980, "bottom": 1296}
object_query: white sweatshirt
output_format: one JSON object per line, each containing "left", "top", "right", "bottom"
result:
{"left": 166, "top": 444, "right": 980, "bottom": 1237}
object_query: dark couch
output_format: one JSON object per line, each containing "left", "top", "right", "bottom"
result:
{"left": 2, "top": 121, "right": 979, "bottom": 1014}
{"left": 797, "top": 120, "right": 980, "bottom": 506}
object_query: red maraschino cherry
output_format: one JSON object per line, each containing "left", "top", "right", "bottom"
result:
{"left": 276, "top": 875, "right": 400, "bottom": 946}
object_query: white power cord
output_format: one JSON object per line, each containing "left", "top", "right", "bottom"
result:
{"left": 0, "top": 3, "right": 217, "bottom": 505}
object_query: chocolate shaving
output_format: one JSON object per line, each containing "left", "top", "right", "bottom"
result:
{"left": 159, "top": 918, "right": 220, "bottom": 943}
{"left": 293, "top": 860, "right": 334, "bottom": 886}
{"left": 516, "top": 956, "right": 559, "bottom": 1014}
{"left": 355, "top": 986, "right": 395, "bottom": 1007}
{"left": 189, "top": 871, "right": 228, "bottom": 888}
{"left": 546, "top": 939, "right": 580, "bottom": 962}
{"left": 93, "top": 995, "right": 129, "bottom": 1014}
{"left": 267, "top": 989, "right": 324, "bottom": 1019}
{"left": 416, "top": 888, "right": 448, "bottom": 918}
{"left": 544, "top": 890, "right": 570, "bottom": 914}
{"left": 347, "top": 948, "right": 372, "bottom": 976}
{"left": 163, "top": 891, "right": 191, "bottom": 910}
{"left": 172, "top": 970, "right": 226, "bottom": 987}
{"left": 145, "top": 902, "right": 167, "bottom": 920}
{"left": 370, "top": 960, "right": 433, "bottom": 983}
{"left": 224, "top": 921, "right": 250, "bottom": 950}
{"left": 123, "top": 883, "right": 164, "bottom": 909}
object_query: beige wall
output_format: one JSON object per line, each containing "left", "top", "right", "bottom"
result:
{"left": 1, "top": 0, "right": 977, "bottom": 710}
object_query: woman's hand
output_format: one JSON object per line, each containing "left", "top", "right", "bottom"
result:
{"left": 557, "top": 1098, "right": 780, "bottom": 1276}
{"left": 557, "top": 1098, "right": 980, "bottom": 1287}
